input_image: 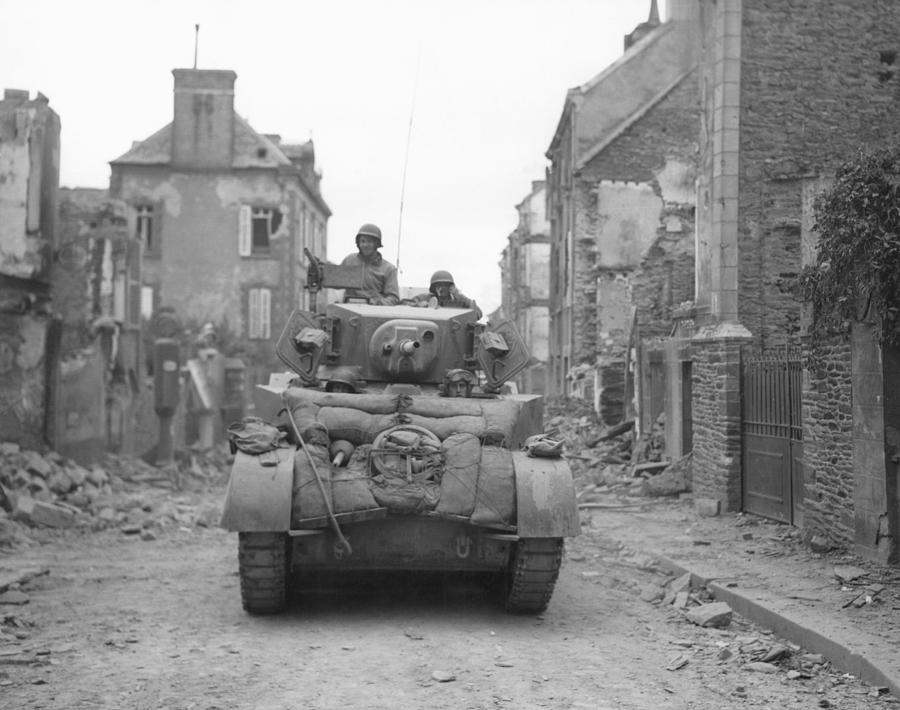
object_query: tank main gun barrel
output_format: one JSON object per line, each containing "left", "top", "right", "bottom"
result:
{"left": 398, "top": 339, "right": 420, "bottom": 355}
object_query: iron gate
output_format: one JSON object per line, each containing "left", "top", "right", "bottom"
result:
{"left": 741, "top": 348, "right": 803, "bottom": 523}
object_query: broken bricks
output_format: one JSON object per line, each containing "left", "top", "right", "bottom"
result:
{"left": 685, "top": 601, "right": 733, "bottom": 628}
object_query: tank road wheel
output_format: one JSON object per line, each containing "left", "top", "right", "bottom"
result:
{"left": 238, "top": 532, "right": 291, "bottom": 614}
{"left": 504, "top": 538, "right": 564, "bottom": 614}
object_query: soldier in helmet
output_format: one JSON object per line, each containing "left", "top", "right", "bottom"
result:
{"left": 415, "top": 270, "right": 483, "bottom": 319}
{"left": 339, "top": 223, "right": 400, "bottom": 306}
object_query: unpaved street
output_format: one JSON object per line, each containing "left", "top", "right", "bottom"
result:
{"left": 2, "top": 486, "right": 894, "bottom": 710}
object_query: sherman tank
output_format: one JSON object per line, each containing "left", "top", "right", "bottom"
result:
{"left": 220, "top": 255, "right": 579, "bottom": 614}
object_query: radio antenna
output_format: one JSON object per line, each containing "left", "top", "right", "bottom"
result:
{"left": 193, "top": 24, "right": 200, "bottom": 69}
{"left": 395, "top": 44, "right": 421, "bottom": 274}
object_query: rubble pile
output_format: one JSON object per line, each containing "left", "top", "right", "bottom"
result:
{"left": 0, "top": 442, "right": 231, "bottom": 548}
{"left": 544, "top": 398, "right": 689, "bottom": 505}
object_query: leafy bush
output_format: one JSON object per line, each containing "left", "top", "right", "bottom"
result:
{"left": 801, "top": 147, "right": 900, "bottom": 347}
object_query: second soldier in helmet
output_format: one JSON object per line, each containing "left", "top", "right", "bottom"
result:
{"left": 415, "top": 270, "right": 483, "bottom": 319}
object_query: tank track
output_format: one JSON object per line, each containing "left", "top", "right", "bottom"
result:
{"left": 505, "top": 538, "right": 564, "bottom": 614}
{"left": 238, "top": 532, "right": 290, "bottom": 614}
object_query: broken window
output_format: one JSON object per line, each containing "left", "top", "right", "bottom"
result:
{"left": 238, "top": 205, "right": 282, "bottom": 255}
{"left": 248, "top": 287, "right": 271, "bottom": 339}
{"left": 136, "top": 205, "right": 156, "bottom": 253}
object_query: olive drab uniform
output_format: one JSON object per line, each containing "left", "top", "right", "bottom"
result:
{"left": 339, "top": 251, "right": 400, "bottom": 306}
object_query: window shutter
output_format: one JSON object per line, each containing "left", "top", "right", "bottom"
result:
{"left": 248, "top": 288, "right": 260, "bottom": 338}
{"left": 238, "top": 205, "right": 252, "bottom": 256}
{"left": 260, "top": 288, "right": 271, "bottom": 339}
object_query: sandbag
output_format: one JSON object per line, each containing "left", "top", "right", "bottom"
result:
{"left": 403, "top": 413, "right": 486, "bottom": 441}
{"left": 283, "top": 387, "right": 404, "bottom": 414}
{"left": 291, "top": 444, "right": 333, "bottom": 522}
{"left": 470, "top": 445, "right": 516, "bottom": 527}
{"left": 436, "top": 433, "right": 481, "bottom": 517}
{"left": 403, "top": 397, "right": 485, "bottom": 418}
{"left": 369, "top": 475, "right": 440, "bottom": 514}
{"left": 332, "top": 469, "right": 379, "bottom": 513}
{"left": 480, "top": 400, "right": 520, "bottom": 446}
{"left": 288, "top": 402, "right": 329, "bottom": 446}
{"left": 331, "top": 444, "right": 379, "bottom": 513}
{"left": 317, "top": 408, "right": 401, "bottom": 445}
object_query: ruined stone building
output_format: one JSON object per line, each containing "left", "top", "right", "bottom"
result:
{"left": 53, "top": 188, "right": 143, "bottom": 461}
{"left": 499, "top": 180, "right": 550, "bottom": 395}
{"left": 545, "top": 0, "right": 699, "bottom": 430}
{"left": 0, "top": 90, "right": 60, "bottom": 451}
{"left": 0, "top": 91, "right": 142, "bottom": 463}
{"left": 691, "top": 0, "right": 900, "bottom": 564}
{"left": 541, "top": 0, "right": 900, "bottom": 565}
{"left": 109, "top": 68, "right": 331, "bottom": 387}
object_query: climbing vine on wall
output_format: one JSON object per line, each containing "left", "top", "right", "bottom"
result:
{"left": 801, "top": 146, "right": 900, "bottom": 348}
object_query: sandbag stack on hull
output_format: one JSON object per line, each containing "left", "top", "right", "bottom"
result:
{"left": 282, "top": 387, "right": 519, "bottom": 527}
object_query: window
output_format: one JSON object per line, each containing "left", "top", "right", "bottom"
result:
{"left": 136, "top": 205, "right": 156, "bottom": 253}
{"left": 248, "top": 287, "right": 271, "bottom": 339}
{"left": 238, "top": 205, "right": 282, "bottom": 255}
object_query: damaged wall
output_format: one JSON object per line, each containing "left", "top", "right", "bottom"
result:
{"left": 501, "top": 181, "right": 551, "bottom": 395}
{"left": 569, "top": 68, "right": 698, "bottom": 426}
{"left": 0, "top": 89, "right": 60, "bottom": 450}
{"left": 52, "top": 188, "right": 143, "bottom": 462}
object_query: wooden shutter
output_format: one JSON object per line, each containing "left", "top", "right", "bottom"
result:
{"left": 260, "top": 288, "right": 271, "bottom": 339}
{"left": 238, "top": 205, "right": 252, "bottom": 256}
{"left": 248, "top": 288, "right": 260, "bottom": 338}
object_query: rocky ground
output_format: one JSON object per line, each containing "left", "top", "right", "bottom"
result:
{"left": 0, "top": 400, "right": 897, "bottom": 708}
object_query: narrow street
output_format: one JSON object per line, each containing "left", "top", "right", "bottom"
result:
{"left": 1, "top": 478, "right": 893, "bottom": 710}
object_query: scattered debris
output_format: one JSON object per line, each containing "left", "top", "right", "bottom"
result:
{"left": 0, "top": 442, "right": 232, "bottom": 548}
{"left": 685, "top": 601, "right": 733, "bottom": 628}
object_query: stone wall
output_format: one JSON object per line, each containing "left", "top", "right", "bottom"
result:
{"left": 801, "top": 336, "right": 854, "bottom": 547}
{"left": 738, "top": 0, "right": 900, "bottom": 344}
{"left": 691, "top": 327, "right": 748, "bottom": 512}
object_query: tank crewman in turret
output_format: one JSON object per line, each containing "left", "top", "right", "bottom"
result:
{"left": 339, "top": 223, "right": 400, "bottom": 306}
{"left": 415, "top": 270, "right": 483, "bottom": 319}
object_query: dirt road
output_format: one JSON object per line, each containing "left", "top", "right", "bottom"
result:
{"left": 1, "top": 484, "right": 894, "bottom": 710}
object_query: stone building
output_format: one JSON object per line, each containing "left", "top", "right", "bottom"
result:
{"left": 0, "top": 89, "right": 60, "bottom": 450}
{"left": 109, "top": 68, "right": 331, "bottom": 387}
{"left": 52, "top": 188, "right": 143, "bottom": 461}
{"left": 545, "top": 0, "right": 699, "bottom": 429}
{"left": 499, "top": 180, "right": 550, "bottom": 395}
{"left": 691, "top": 0, "right": 900, "bottom": 564}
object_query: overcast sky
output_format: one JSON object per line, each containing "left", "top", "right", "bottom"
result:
{"left": 5, "top": 0, "right": 666, "bottom": 316}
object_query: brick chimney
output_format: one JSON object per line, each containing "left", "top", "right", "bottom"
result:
{"left": 171, "top": 69, "right": 236, "bottom": 169}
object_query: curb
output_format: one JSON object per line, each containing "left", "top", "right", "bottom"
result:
{"left": 652, "top": 552, "right": 900, "bottom": 697}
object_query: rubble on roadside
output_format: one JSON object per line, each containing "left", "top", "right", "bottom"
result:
{"left": 544, "top": 398, "right": 690, "bottom": 506}
{"left": 0, "top": 441, "right": 232, "bottom": 548}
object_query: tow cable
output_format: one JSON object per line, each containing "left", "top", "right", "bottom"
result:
{"left": 282, "top": 392, "right": 353, "bottom": 559}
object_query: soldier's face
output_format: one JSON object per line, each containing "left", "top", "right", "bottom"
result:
{"left": 434, "top": 282, "right": 452, "bottom": 300}
{"left": 358, "top": 235, "right": 378, "bottom": 256}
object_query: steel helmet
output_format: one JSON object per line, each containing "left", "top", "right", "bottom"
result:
{"left": 355, "top": 223, "right": 383, "bottom": 248}
{"left": 429, "top": 270, "right": 455, "bottom": 295}
{"left": 325, "top": 367, "right": 358, "bottom": 392}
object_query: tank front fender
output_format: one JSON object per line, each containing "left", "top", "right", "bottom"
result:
{"left": 512, "top": 451, "right": 580, "bottom": 538}
{"left": 220, "top": 448, "right": 294, "bottom": 532}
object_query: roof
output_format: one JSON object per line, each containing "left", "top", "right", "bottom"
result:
{"left": 546, "top": 20, "right": 698, "bottom": 169}
{"left": 109, "top": 113, "right": 331, "bottom": 215}
{"left": 110, "top": 113, "right": 293, "bottom": 169}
